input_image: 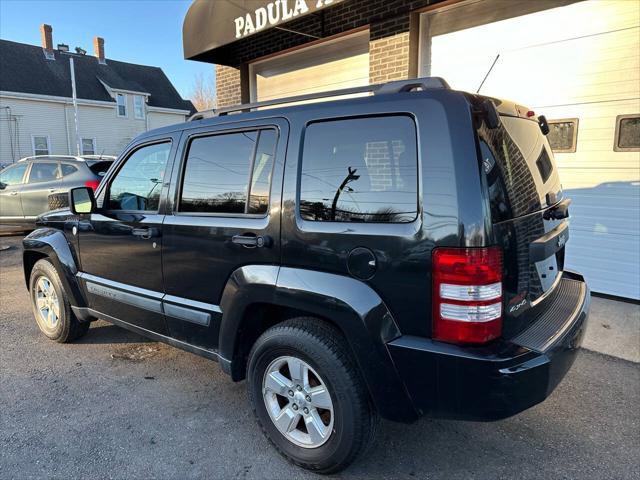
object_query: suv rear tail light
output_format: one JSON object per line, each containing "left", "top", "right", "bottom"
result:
{"left": 85, "top": 180, "right": 100, "bottom": 191}
{"left": 432, "top": 247, "right": 503, "bottom": 344}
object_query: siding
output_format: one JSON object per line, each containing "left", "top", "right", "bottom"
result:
{"left": 0, "top": 94, "right": 186, "bottom": 163}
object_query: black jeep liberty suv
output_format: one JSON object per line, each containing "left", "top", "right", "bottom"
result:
{"left": 23, "top": 78, "right": 589, "bottom": 473}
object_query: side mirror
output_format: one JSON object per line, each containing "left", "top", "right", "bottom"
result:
{"left": 69, "top": 187, "right": 96, "bottom": 214}
{"left": 0, "top": 181, "right": 6, "bottom": 190}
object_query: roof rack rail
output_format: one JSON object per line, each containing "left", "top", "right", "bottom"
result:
{"left": 189, "top": 76, "right": 450, "bottom": 121}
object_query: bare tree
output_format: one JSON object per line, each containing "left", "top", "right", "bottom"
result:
{"left": 189, "top": 71, "right": 216, "bottom": 112}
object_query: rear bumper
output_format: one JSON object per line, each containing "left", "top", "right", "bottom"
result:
{"left": 387, "top": 271, "right": 590, "bottom": 421}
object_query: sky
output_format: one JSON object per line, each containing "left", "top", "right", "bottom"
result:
{"left": 0, "top": 0, "right": 215, "bottom": 100}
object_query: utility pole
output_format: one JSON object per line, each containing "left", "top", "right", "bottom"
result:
{"left": 69, "top": 56, "right": 81, "bottom": 155}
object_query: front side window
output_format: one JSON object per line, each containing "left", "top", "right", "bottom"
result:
{"left": 28, "top": 162, "right": 59, "bottom": 183}
{"left": 179, "top": 129, "right": 277, "bottom": 215}
{"left": 0, "top": 163, "right": 28, "bottom": 185}
{"left": 614, "top": 114, "right": 640, "bottom": 151}
{"left": 108, "top": 142, "right": 170, "bottom": 211}
{"left": 116, "top": 93, "right": 127, "bottom": 117}
{"left": 547, "top": 119, "right": 578, "bottom": 153}
{"left": 134, "top": 95, "right": 145, "bottom": 119}
{"left": 82, "top": 138, "right": 96, "bottom": 155}
{"left": 32, "top": 135, "right": 50, "bottom": 156}
{"left": 299, "top": 116, "right": 419, "bottom": 223}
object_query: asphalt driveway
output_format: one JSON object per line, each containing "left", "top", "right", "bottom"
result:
{"left": 1, "top": 235, "right": 639, "bottom": 479}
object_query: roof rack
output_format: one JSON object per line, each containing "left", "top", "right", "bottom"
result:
{"left": 189, "top": 76, "right": 450, "bottom": 121}
{"left": 18, "top": 155, "right": 83, "bottom": 162}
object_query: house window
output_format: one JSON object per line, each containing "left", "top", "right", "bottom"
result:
{"left": 134, "top": 95, "right": 145, "bottom": 119}
{"left": 547, "top": 119, "right": 578, "bottom": 153}
{"left": 614, "top": 114, "right": 640, "bottom": 152}
{"left": 32, "top": 135, "right": 50, "bottom": 156}
{"left": 82, "top": 138, "right": 96, "bottom": 155}
{"left": 116, "top": 93, "right": 127, "bottom": 117}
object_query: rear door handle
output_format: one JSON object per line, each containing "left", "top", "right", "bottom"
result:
{"left": 232, "top": 234, "right": 272, "bottom": 248}
{"left": 9, "top": 191, "right": 18, "bottom": 196}
{"left": 131, "top": 227, "right": 160, "bottom": 239}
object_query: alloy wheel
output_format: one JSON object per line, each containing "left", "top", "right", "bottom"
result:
{"left": 262, "top": 355, "right": 335, "bottom": 448}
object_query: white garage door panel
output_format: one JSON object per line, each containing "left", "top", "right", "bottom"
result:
{"left": 251, "top": 31, "right": 370, "bottom": 104}
{"left": 427, "top": 0, "right": 640, "bottom": 299}
{"left": 567, "top": 233, "right": 640, "bottom": 299}
{"left": 256, "top": 53, "right": 369, "bottom": 101}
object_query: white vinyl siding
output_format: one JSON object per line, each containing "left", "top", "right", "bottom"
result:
{"left": 424, "top": 0, "right": 640, "bottom": 299}
{"left": 0, "top": 95, "right": 188, "bottom": 163}
{"left": 116, "top": 93, "right": 127, "bottom": 117}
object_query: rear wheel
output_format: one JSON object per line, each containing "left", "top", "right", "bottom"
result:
{"left": 247, "top": 318, "right": 377, "bottom": 474}
{"left": 29, "top": 258, "right": 89, "bottom": 343}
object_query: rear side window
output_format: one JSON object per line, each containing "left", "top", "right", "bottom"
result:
{"left": 179, "top": 129, "right": 277, "bottom": 215}
{"left": 60, "top": 164, "right": 78, "bottom": 177}
{"left": 28, "top": 163, "right": 59, "bottom": 183}
{"left": 299, "top": 116, "right": 418, "bottom": 223}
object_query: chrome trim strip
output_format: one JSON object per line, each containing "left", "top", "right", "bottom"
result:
{"left": 163, "top": 294, "right": 221, "bottom": 313}
{"left": 78, "top": 272, "right": 221, "bottom": 324}
{"left": 78, "top": 272, "right": 163, "bottom": 299}
{"left": 86, "top": 282, "right": 163, "bottom": 313}
{"left": 164, "top": 303, "right": 211, "bottom": 326}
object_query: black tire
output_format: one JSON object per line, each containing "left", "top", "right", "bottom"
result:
{"left": 247, "top": 317, "right": 378, "bottom": 474}
{"left": 29, "top": 258, "right": 90, "bottom": 343}
{"left": 48, "top": 192, "right": 69, "bottom": 211}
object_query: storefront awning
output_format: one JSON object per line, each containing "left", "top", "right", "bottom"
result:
{"left": 183, "top": 0, "right": 345, "bottom": 64}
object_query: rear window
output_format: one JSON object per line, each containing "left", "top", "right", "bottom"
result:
{"left": 477, "top": 116, "right": 562, "bottom": 223}
{"left": 87, "top": 161, "right": 113, "bottom": 177}
{"left": 299, "top": 116, "right": 418, "bottom": 223}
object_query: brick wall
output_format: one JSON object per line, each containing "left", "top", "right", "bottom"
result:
{"left": 215, "top": 64, "right": 241, "bottom": 107}
{"left": 213, "top": 0, "right": 446, "bottom": 104}
{"left": 369, "top": 31, "right": 411, "bottom": 84}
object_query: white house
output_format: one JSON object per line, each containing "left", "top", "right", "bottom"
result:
{"left": 0, "top": 25, "right": 194, "bottom": 164}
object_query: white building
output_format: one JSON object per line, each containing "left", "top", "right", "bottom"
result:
{"left": 0, "top": 25, "right": 194, "bottom": 164}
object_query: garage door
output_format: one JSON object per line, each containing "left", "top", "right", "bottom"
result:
{"left": 423, "top": 0, "right": 640, "bottom": 299}
{"left": 250, "top": 30, "right": 369, "bottom": 102}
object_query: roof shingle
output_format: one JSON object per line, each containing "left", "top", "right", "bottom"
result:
{"left": 0, "top": 39, "right": 195, "bottom": 113}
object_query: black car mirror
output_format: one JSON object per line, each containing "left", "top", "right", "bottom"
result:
{"left": 0, "top": 181, "right": 6, "bottom": 190}
{"left": 69, "top": 187, "right": 96, "bottom": 214}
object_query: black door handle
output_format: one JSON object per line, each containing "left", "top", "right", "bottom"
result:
{"left": 232, "top": 234, "right": 272, "bottom": 248}
{"left": 131, "top": 227, "right": 160, "bottom": 239}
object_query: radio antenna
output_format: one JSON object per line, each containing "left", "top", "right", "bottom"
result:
{"left": 476, "top": 54, "right": 500, "bottom": 93}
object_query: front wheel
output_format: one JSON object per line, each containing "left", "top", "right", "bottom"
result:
{"left": 29, "top": 258, "right": 90, "bottom": 343}
{"left": 247, "top": 318, "right": 378, "bottom": 474}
